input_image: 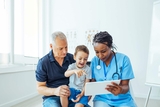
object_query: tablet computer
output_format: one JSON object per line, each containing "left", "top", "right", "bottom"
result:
{"left": 85, "top": 80, "right": 120, "bottom": 96}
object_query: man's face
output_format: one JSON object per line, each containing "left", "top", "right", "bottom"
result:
{"left": 50, "top": 37, "right": 68, "bottom": 58}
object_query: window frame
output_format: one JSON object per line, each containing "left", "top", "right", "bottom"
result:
{"left": 0, "top": 0, "right": 40, "bottom": 68}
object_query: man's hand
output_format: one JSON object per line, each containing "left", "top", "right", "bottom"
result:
{"left": 54, "top": 85, "right": 70, "bottom": 97}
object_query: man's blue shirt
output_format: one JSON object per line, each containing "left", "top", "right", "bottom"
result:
{"left": 35, "top": 50, "right": 75, "bottom": 100}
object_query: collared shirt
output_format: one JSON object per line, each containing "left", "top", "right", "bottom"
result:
{"left": 35, "top": 50, "right": 75, "bottom": 100}
{"left": 90, "top": 52, "right": 135, "bottom": 106}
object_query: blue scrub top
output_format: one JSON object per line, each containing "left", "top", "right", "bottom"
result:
{"left": 90, "top": 52, "right": 135, "bottom": 106}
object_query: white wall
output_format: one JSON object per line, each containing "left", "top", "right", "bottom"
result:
{"left": 46, "top": 0, "right": 160, "bottom": 99}
{"left": 0, "top": 66, "right": 38, "bottom": 107}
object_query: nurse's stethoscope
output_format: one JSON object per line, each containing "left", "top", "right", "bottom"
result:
{"left": 96, "top": 51, "right": 120, "bottom": 80}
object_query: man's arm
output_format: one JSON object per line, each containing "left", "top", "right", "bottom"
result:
{"left": 36, "top": 81, "right": 70, "bottom": 97}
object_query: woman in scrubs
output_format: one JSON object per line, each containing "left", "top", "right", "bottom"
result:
{"left": 90, "top": 31, "right": 137, "bottom": 107}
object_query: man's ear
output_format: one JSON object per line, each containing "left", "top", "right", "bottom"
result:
{"left": 50, "top": 44, "right": 52, "bottom": 49}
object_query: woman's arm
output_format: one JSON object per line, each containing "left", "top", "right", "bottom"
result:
{"left": 119, "top": 79, "right": 129, "bottom": 94}
{"left": 91, "top": 79, "right": 96, "bottom": 82}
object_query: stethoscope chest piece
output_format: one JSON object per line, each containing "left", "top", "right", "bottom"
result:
{"left": 96, "top": 59, "right": 101, "bottom": 70}
{"left": 96, "top": 65, "right": 101, "bottom": 70}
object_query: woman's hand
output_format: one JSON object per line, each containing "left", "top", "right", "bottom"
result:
{"left": 88, "top": 96, "right": 92, "bottom": 102}
{"left": 106, "top": 82, "right": 122, "bottom": 96}
{"left": 106, "top": 80, "right": 129, "bottom": 96}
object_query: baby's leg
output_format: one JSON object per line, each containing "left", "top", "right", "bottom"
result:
{"left": 75, "top": 103, "right": 84, "bottom": 107}
{"left": 60, "top": 96, "right": 68, "bottom": 107}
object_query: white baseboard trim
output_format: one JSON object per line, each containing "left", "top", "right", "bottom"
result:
{"left": 134, "top": 93, "right": 160, "bottom": 100}
{"left": 0, "top": 92, "right": 38, "bottom": 107}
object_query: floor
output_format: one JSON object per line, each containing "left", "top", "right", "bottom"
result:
{"left": 11, "top": 95, "right": 160, "bottom": 107}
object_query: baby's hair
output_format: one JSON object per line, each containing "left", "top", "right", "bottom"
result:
{"left": 74, "top": 45, "right": 89, "bottom": 56}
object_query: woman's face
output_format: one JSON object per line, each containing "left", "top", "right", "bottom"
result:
{"left": 93, "top": 42, "right": 112, "bottom": 62}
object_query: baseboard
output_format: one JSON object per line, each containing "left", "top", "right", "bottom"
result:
{"left": 134, "top": 93, "right": 160, "bottom": 100}
{"left": 0, "top": 92, "right": 38, "bottom": 107}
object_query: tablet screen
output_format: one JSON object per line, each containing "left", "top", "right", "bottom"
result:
{"left": 85, "top": 80, "right": 120, "bottom": 96}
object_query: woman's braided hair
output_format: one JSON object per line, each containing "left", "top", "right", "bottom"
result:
{"left": 93, "top": 31, "right": 116, "bottom": 50}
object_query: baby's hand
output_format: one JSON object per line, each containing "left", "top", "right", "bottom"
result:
{"left": 71, "top": 93, "right": 83, "bottom": 102}
{"left": 74, "top": 69, "right": 87, "bottom": 78}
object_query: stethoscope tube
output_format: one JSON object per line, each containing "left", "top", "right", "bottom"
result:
{"left": 96, "top": 59, "right": 101, "bottom": 69}
{"left": 96, "top": 51, "right": 120, "bottom": 80}
{"left": 112, "top": 51, "right": 120, "bottom": 79}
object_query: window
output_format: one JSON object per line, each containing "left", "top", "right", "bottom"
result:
{"left": 14, "top": 0, "right": 39, "bottom": 64}
{"left": 0, "top": 0, "right": 39, "bottom": 66}
{"left": 0, "top": 0, "right": 10, "bottom": 64}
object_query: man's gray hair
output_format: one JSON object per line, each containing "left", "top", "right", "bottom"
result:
{"left": 50, "top": 31, "right": 67, "bottom": 45}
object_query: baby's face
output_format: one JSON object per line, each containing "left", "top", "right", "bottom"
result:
{"left": 74, "top": 51, "right": 88, "bottom": 68}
